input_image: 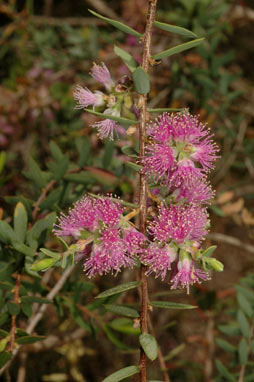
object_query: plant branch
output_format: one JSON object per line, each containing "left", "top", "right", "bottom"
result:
{"left": 7, "top": 272, "right": 22, "bottom": 352}
{"left": 138, "top": 1, "right": 157, "bottom": 381}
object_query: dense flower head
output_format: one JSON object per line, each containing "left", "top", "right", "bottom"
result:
{"left": 149, "top": 202, "right": 209, "bottom": 244}
{"left": 171, "top": 257, "right": 210, "bottom": 294}
{"left": 139, "top": 243, "right": 177, "bottom": 280}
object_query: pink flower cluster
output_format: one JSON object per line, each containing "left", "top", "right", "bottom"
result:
{"left": 73, "top": 63, "right": 123, "bottom": 140}
{"left": 54, "top": 196, "right": 146, "bottom": 277}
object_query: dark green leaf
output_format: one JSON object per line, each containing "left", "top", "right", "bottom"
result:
{"left": 76, "top": 136, "right": 91, "bottom": 167}
{"left": 21, "top": 296, "right": 50, "bottom": 304}
{"left": 154, "top": 20, "right": 197, "bottom": 38}
{"left": 125, "top": 161, "right": 141, "bottom": 172}
{"left": 0, "top": 329, "right": 8, "bottom": 338}
{"left": 150, "top": 301, "right": 197, "bottom": 309}
{"left": 152, "top": 38, "right": 205, "bottom": 60}
{"left": 148, "top": 108, "right": 183, "bottom": 113}
{"left": 0, "top": 352, "right": 12, "bottom": 368}
{"left": 216, "top": 338, "right": 236, "bottom": 353}
{"left": 218, "top": 324, "right": 240, "bottom": 336}
{"left": 27, "top": 212, "right": 56, "bottom": 247}
{"left": 96, "top": 281, "right": 140, "bottom": 298}
{"left": 102, "top": 365, "right": 140, "bottom": 382}
{"left": 48, "top": 155, "right": 69, "bottom": 181}
{"left": 104, "top": 304, "right": 139, "bottom": 318}
{"left": 0, "top": 221, "right": 18, "bottom": 244}
{"left": 235, "top": 285, "right": 254, "bottom": 301}
{"left": 7, "top": 301, "right": 20, "bottom": 315}
{"left": 12, "top": 243, "right": 34, "bottom": 257}
{"left": 21, "top": 301, "right": 32, "bottom": 317}
{"left": 30, "top": 257, "right": 59, "bottom": 272}
{"left": 13, "top": 202, "right": 28, "bottom": 243}
{"left": 238, "top": 338, "right": 248, "bottom": 365}
{"left": 237, "top": 310, "right": 250, "bottom": 338}
{"left": 114, "top": 46, "right": 138, "bottom": 73}
{"left": 23, "top": 157, "right": 46, "bottom": 189}
{"left": 64, "top": 172, "right": 92, "bottom": 185}
{"left": 133, "top": 66, "right": 150, "bottom": 94}
{"left": 40, "top": 188, "right": 62, "bottom": 210}
{"left": 139, "top": 333, "right": 158, "bottom": 361}
{"left": 215, "top": 359, "right": 236, "bottom": 382}
{"left": 101, "top": 324, "right": 130, "bottom": 350}
{"left": 237, "top": 293, "right": 253, "bottom": 317}
{"left": 88, "top": 9, "right": 142, "bottom": 37}
{"left": 121, "top": 145, "right": 138, "bottom": 158}
{"left": 16, "top": 335, "right": 46, "bottom": 344}
{"left": 84, "top": 109, "right": 138, "bottom": 125}
{"left": 49, "top": 141, "right": 64, "bottom": 161}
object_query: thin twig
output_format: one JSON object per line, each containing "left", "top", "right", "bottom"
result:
{"left": 207, "top": 233, "right": 254, "bottom": 255}
{"left": 0, "top": 265, "right": 75, "bottom": 376}
{"left": 7, "top": 272, "right": 21, "bottom": 352}
{"left": 32, "top": 179, "right": 56, "bottom": 220}
{"left": 138, "top": 1, "right": 158, "bottom": 381}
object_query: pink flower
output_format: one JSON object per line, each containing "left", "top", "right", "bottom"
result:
{"left": 171, "top": 258, "right": 210, "bottom": 294}
{"left": 123, "top": 227, "right": 147, "bottom": 254}
{"left": 191, "top": 137, "right": 219, "bottom": 172}
{"left": 90, "top": 62, "right": 115, "bottom": 91}
{"left": 142, "top": 143, "right": 176, "bottom": 184}
{"left": 92, "top": 118, "right": 119, "bottom": 140}
{"left": 149, "top": 203, "right": 209, "bottom": 244}
{"left": 73, "top": 85, "right": 104, "bottom": 109}
{"left": 139, "top": 243, "right": 177, "bottom": 280}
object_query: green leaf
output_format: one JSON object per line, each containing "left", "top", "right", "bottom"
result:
{"left": 30, "top": 257, "right": 59, "bottom": 272}
{"left": 40, "top": 248, "right": 61, "bottom": 259}
{"left": 237, "top": 310, "right": 250, "bottom": 338}
{"left": 49, "top": 141, "right": 64, "bottom": 162}
{"left": 152, "top": 38, "right": 205, "bottom": 60}
{"left": 21, "top": 301, "right": 32, "bottom": 317}
{"left": 215, "top": 359, "right": 236, "bottom": 382}
{"left": 101, "top": 324, "right": 130, "bottom": 350}
{"left": 235, "top": 285, "right": 254, "bottom": 301}
{"left": 154, "top": 20, "right": 197, "bottom": 38}
{"left": 13, "top": 202, "right": 28, "bottom": 243}
{"left": 0, "top": 221, "right": 18, "bottom": 244}
{"left": 0, "top": 352, "right": 12, "bottom": 368}
{"left": 238, "top": 338, "right": 248, "bottom": 365}
{"left": 125, "top": 161, "right": 142, "bottom": 172}
{"left": 102, "top": 365, "right": 140, "bottom": 382}
{"left": 237, "top": 293, "right": 253, "bottom": 317}
{"left": 27, "top": 212, "right": 56, "bottom": 247}
{"left": 96, "top": 281, "right": 140, "bottom": 298}
{"left": 218, "top": 324, "right": 240, "bottom": 336}
{"left": 16, "top": 335, "right": 46, "bottom": 344}
{"left": 150, "top": 301, "right": 197, "bottom": 309}
{"left": 88, "top": 9, "right": 142, "bottom": 37}
{"left": 104, "top": 304, "right": 139, "bottom": 318}
{"left": 21, "top": 296, "right": 50, "bottom": 304}
{"left": 0, "top": 151, "right": 6, "bottom": 174}
{"left": 133, "top": 66, "right": 150, "bottom": 94}
{"left": 139, "top": 333, "right": 158, "bottom": 361}
{"left": 84, "top": 109, "right": 138, "bottom": 125}
{"left": 0, "top": 329, "right": 8, "bottom": 338}
{"left": 110, "top": 318, "right": 141, "bottom": 335}
{"left": 23, "top": 157, "right": 46, "bottom": 189}
{"left": 148, "top": 108, "right": 184, "bottom": 113}
{"left": 48, "top": 155, "right": 69, "bottom": 181}
{"left": 12, "top": 243, "right": 34, "bottom": 257}
{"left": 121, "top": 145, "right": 138, "bottom": 158}
{"left": 202, "top": 246, "right": 217, "bottom": 258}
{"left": 114, "top": 46, "right": 138, "bottom": 73}
{"left": 163, "top": 343, "right": 185, "bottom": 361}
{"left": 64, "top": 172, "right": 92, "bottom": 185}
{"left": 7, "top": 301, "right": 20, "bottom": 315}
{"left": 215, "top": 338, "right": 236, "bottom": 353}
{"left": 0, "top": 338, "right": 7, "bottom": 352}
{"left": 40, "top": 188, "right": 62, "bottom": 210}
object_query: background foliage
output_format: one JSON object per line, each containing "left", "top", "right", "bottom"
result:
{"left": 0, "top": 0, "right": 254, "bottom": 381}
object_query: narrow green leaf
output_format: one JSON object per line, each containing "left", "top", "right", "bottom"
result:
{"left": 237, "top": 310, "right": 250, "bottom": 338}
{"left": 40, "top": 188, "right": 62, "bottom": 210}
{"left": 16, "top": 335, "right": 46, "bottom": 344}
{"left": 163, "top": 343, "right": 185, "bottom": 361}
{"left": 0, "top": 329, "right": 8, "bottom": 338}
{"left": 235, "top": 285, "right": 254, "bottom": 301}
{"left": 0, "top": 221, "right": 18, "bottom": 244}
{"left": 110, "top": 318, "right": 141, "bottom": 335}
{"left": 102, "top": 365, "right": 140, "bottom": 382}
{"left": 215, "top": 359, "right": 236, "bottom": 382}
{"left": 125, "top": 161, "right": 142, "bottom": 172}
{"left": 84, "top": 109, "right": 138, "bottom": 125}
{"left": 218, "top": 324, "right": 240, "bottom": 336}
{"left": 13, "top": 202, "right": 28, "bottom": 243}
{"left": 21, "top": 296, "right": 50, "bottom": 304}
{"left": 21, "top": 301, "right": 32, "bottom": 317}
{"left": 215, "top": 338, "right": 236, "bottom": 353}
{"left": 7, "top": 301, "right": 20, "bottom": 315}
{"left": 0, "top": 352, "right": 12, "bottom": 368}
{"left": 30, "top": 257, "right": 59, "bottom": 272}
{"left": 114, "top": 46, "right": 138, "bottom": 73}
{"left": 202, "top": 245, "right": 217, "bottom": 258}
{"left": 0, "top": 338, "right": 7, "bottom": 352}
{"left": 237, "top": 293, "right": 253, "bottom": 317}
{"left": 133, "top": 66, "right": 150, "bottom": 94}
{"left": 97, "top": 281, "right": 140, "bottom": 298}
{"left": 104, "top": 304, "right": 139, "bottom": 318}
{"left": 121, "top": 145, "right": 138, "bottom": 158}
{"left": 154, "top": 20, "right": 197, "bottom": 38}
{"left": 101, "top": 324, "right": 130, "bottom": 350}
{"left": 0, "top": 151, "right": 6, "bottom": 174}
{"left": 150, "top": 301, "right": 197, "bottom": 309}
{"left": 238, "top": 338, "right": 248, "bottom": 365}
{"left": 88, "top": 9, "right": 142, "bottom": 37}
{"left": 12, "top": 243, "right": 34, "bottom": 257}
{"left": 64, "top": 172, "right": 92, "bottom": 185}
{"left": 139, "top": 333, "right": 158, "bottom": 361}
{"left": 40, "top": 248, "right": 61, "bottom": 259}
{"left": 152, "top": 38, "right": 205, "bottom": 60}
{"left": 49, "top": 141, "right": 64, "bottom": 161}
{"left": 148, "top": 108, "right": 183, "bottom": 113}
{"left": 23, "top": 157, "right": 46, "bottom": 189}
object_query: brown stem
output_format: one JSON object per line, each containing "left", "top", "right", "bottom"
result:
{"left": 7, "top": 272, "right": 21, "bottom": 352}
{"left": 138, "top": 1, "right": 157, "bottom": 381}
